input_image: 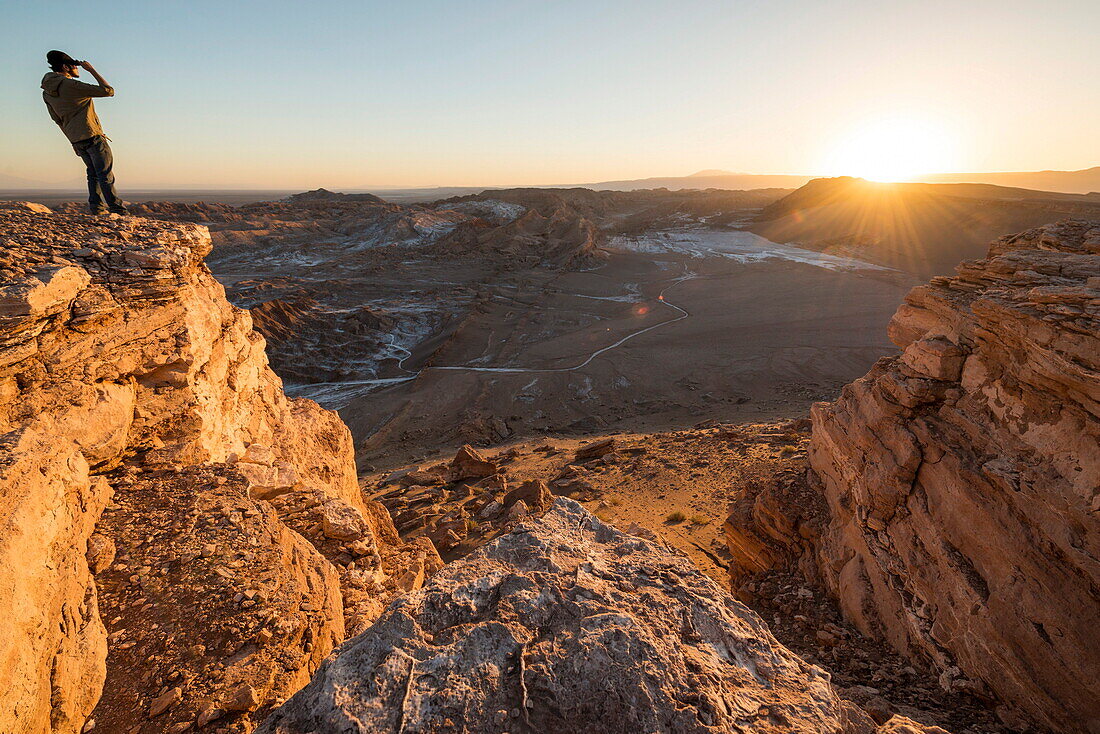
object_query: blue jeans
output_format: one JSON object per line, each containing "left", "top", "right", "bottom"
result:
{"left": 72, "top": 135, "right": 125, "bottom": 213}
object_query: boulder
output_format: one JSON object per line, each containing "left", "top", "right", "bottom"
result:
{"left": 85, "top": 532, "right": 116, "bottom": 574}
{"left": 320, "top": 498, "right": 368, "bottom": 541}
{"left": 502, "top": 478, "right": 552, "bottom": 514}
{"left": 261, "top": 499, "right": 895, "bottom": 734}
{"left": 448, "top": 444, "right": 498, "bottom": 480}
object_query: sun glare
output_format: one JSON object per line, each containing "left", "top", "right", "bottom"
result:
{"left": 821, "top": 116, "right": 958, "bottom": 182}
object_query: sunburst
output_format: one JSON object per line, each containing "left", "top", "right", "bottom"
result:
{"left": 821, "top": 116, "right": 959, "bottom": 182}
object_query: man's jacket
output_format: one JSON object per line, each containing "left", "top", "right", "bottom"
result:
{"left": 41, "top": 71, "right": 114, "bottom": 144}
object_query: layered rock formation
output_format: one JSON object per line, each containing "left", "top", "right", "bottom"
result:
{"left": 261, "top": 498, "right": 941, "bottom": 734}
{"left": 0, "top": 203, "right": 438, "bottom": 733}
{"left": 806, "top": 220, "right": 1100, "bottom": 731}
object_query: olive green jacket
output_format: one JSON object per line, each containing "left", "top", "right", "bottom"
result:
{"left": 41, "top": 71, "right": 114, "bottom": 144}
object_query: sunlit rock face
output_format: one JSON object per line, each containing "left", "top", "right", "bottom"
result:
{"left": 809, "top": 220, "right": 1100, "bottom": 732}
{"left": 0, "top": 203, "right": 438, "bottom": 733}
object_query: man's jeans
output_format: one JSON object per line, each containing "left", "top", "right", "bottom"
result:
{"left": 72, "top": 135, "right": 124, "bottom": 214}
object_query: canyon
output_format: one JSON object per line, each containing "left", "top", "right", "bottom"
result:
{"left": 0, "top": 186, "right": 1097, "bottom": 734}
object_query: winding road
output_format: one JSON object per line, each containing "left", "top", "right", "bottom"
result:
{"left": 290, "top": 233, "right": 892, "bottom": 406}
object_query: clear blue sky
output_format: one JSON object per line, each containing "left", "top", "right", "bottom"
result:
{"left": 2, "top": 0, "right": 1097, "bottom": 188}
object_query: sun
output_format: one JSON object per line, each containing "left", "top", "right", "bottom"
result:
{"left": 821, "top": 116, "right": 959, "bottom": 182}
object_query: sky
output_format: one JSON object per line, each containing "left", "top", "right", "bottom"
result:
{"left": 2, "top": 0, "right": 1098, "bottom": 189}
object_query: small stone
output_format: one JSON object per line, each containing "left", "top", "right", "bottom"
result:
{"left": 502, "top": 479, "right": 552, "bottom": 515}
{"left": 573, "top": 438, "right": 616, "bottom": 462}
{"left": 196, "top": 704, "right": 225, "bottom": 727}
{"left": 503, "top": 499, "right": 529, "bottom": 521}
{"left": 149, "top": 686, "right": 182, "bottom": 717}
{"left": 85, "top": 533, "right": 116, "bottom": 574}
{"left": 225, "top": 684, "right": 261, "bottom": 712}
{"left": 478, "top": 500, "right": 503, "bottom": 520}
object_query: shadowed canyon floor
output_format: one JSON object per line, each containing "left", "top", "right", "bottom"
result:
{"left": 343, "top": 243, "right": 912, "bottom": 466}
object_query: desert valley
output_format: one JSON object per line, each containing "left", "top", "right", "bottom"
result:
{"left": 1, "top": 168, "right": 1097, "bottom": 733}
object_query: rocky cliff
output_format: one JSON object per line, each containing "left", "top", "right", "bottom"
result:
{"left": 806, "top": 220, "right": 1099, "bottom": 731}
{"left": 0, "top": 203, "right": 439, "bottom": 733}
{"left": 261, "top": 498, "right": 944, "bottom": 734}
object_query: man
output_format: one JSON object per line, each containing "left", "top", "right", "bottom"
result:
{"left": 41, "top": 50, "right": 128, "bottom": 215}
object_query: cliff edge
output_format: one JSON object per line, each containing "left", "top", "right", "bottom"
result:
{"left": 0, "top": 203, "right": 439, "bottom": 733}
{"left": 808, "top": 220, "right": 1099, "bottom": 731}
{"left": 724, "top": 219, "right": 1098, "bottom": 732}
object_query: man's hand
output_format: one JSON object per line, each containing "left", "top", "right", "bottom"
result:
{"left": 78, "top": 60, "right": 96, "bottom": 72}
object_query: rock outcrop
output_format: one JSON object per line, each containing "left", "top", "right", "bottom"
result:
{"left": 807, "top": 220, "right": 1100, "bottom": 731}
{"left": 0, "top": 204, "right": 438, "bottom": 733}
{"left": 373, "top": 445, "right": 556, "bottom": 563}
{"left": 261, "top": 498, "right": 943, "bottom": 734}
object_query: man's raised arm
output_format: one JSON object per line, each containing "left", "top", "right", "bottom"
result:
{"left": 72, "top": 60, "right": 114, "bottom": 97}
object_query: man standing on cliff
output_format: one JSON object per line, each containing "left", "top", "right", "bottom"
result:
{"left": 41, "top": 50, "right": 128, "bottom": 215}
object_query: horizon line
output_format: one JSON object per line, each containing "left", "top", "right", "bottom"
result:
{"left": 2, "top": 164, "right": 1098, "bottom": 194}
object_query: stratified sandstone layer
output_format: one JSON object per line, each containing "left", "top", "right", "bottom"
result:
{"left": 261, "top": 498, "right": 943, "bottom": 734}
{"left": 808, "top": 220, "right": 1100, "bottom": 732}
{"left": 0, "top": 203, "right": 438, "bottom": 733}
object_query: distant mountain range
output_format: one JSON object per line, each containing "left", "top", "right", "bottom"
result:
{"left": 370, "top": 167, "right": 1100, "bottom": 200}
{"left": 916, "top": 167, "right": 1100, "bottom": 194}
{"left": 579, "top": 171, "right": 814, "bottom": 192}
{"left": 581, "top": 167, "right": 1100, "bottom": 195}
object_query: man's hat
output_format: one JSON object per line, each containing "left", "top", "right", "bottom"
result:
{"left": 46, "top": 50, "right": 79, "bottom": 68}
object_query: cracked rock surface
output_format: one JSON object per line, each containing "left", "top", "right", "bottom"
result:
{"left": 261, "top": 498, "right": 941, "bottom": 734}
